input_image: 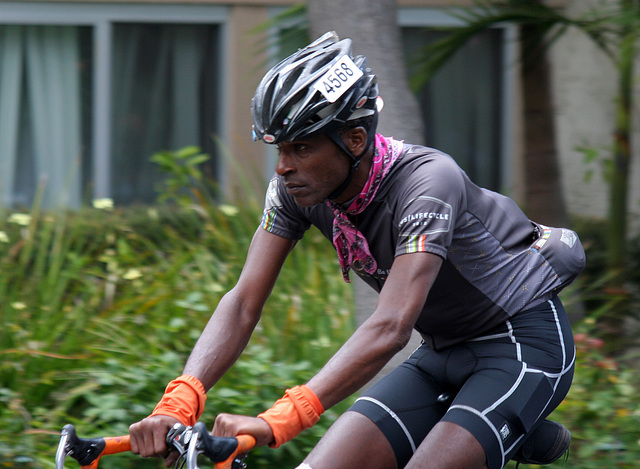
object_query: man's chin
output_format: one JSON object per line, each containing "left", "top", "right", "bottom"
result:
{"left": 291, "top": 194, "right": 326, "bottom": 207}
{"left": 294, "top": 198, "right": 322, "bottom": 208}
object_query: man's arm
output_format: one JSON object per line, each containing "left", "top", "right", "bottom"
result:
{"left": 307, "top": 251, "right": 442, "bottom": 408}
{"left": 129, "top": 228, "right": 296, "bottom": 459}
{"left": 213, "top": 251, "right": 443, "bottom": 446}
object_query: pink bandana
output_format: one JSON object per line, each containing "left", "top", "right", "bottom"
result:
{"left": 327, "top": 134, "right": 404, "bottom": 282}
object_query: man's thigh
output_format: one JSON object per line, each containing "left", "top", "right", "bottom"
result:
{"left": 301, "top": 411, "right": 398, "bottom": 469}
{"left": 347, "top": 360, "right": 450, "bottom": 467}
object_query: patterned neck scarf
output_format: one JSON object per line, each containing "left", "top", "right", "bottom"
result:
{"left": 326, "top": 134, "right": 404, "bottom": 282}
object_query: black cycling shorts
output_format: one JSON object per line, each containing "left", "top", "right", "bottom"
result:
{"left": 348, "top": 296, "right": 575, "bottom": 469}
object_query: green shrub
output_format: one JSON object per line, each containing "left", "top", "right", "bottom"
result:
{"left": 545, "top": 321, "right": 640, "bottom": 468}
{"left": 0, "top": 148, "right": 355, "bottom": 468}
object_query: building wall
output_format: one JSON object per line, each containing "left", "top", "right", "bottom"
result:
{"left": 550, "top": 0, "right": 640, "bottom": 231}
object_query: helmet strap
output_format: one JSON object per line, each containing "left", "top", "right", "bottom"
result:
{"left": 325, "top": 113, "right": 378, "bottom": 201}
{"left": 326, "top": 131, "right": 360, "bottom": 201}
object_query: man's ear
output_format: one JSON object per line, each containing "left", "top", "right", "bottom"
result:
{"left": 344, "top": 127, "right": 368, "bottom": 157}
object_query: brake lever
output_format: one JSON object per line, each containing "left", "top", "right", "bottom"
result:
{"left": 55, "top": 424, "right": 128, "bottom": 469}
{"left": 55, "top": 429, "right": 70, "bottom": 469}
{"left": 186, "top": 429, "right": 201, "bottom": 469}
{"left": 166, "top": 423, "right": 191, "bottom": 469}
{"left": 187, "top": 422, "right": 254, "bottom": 469}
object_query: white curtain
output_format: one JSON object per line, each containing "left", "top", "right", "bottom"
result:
{"left": 0, "top": 26, "right": 23, "bottom": 206}
{"left": 0, "top": 25, "right": 82, "bottom": 208}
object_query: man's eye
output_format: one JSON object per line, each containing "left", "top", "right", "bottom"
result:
{"left": 295, "top": 144, "right": 308, "bottom": 152}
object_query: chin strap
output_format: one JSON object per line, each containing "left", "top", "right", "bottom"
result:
{"left": 326, "top": 114, "right": 378, "bottom": 201}
{"left": 326, "top": 138, "right": 362, "bottom": 201}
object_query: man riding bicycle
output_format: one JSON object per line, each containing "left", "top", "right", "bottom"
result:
{"left": 130, "top": 32, "right": 585, "bottom": 469}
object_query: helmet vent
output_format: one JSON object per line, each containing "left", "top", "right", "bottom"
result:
{"left": 308, "top": 50, "right": 340, "bottom": 75}
{"left": 280, "top": 67, "right": 304, "bottom": 96}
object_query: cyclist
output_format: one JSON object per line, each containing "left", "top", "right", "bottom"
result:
{"left": 129, "top": 32, "right": 585, "bottom": 469}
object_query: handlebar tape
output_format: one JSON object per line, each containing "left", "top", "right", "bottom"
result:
{"left": 60, "top": 424, "right": 131, "bottom": 469}
{"left": 80, "top": 436, "right": 132, "bottom": 469}
{"left": 101, "top": 435, "right": 132, "bottom": 456}
{"left": 191, "top": 422, "right": 256, "bottom": 469}
{"left": 214, "top": 434, "right": 256, "bottom": 469}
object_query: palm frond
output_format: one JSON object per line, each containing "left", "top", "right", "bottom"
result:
{"left": 249, "top": 3, "right": 309, "bottom": 65}
{"left": 409, "top": 0, "right": 629, "bottom": 90}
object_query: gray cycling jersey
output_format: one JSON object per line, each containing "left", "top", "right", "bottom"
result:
{"left": 261, "top": 142, "right": 585, "bottom": 349}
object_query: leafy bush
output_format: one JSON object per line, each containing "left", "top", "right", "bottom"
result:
{"left": 549, "top": 322, "right": 640, "bottom": 468}
{"left": 0, "top": 148, "right": 354, "bottom": 468}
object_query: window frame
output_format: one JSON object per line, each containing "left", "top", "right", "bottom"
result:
{"left": 1, "top": 1, "right": 229, "bottom": 199}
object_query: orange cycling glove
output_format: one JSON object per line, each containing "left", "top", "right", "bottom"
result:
{"left": 258, "top": 385, "right": 324, "bottom": 448}
{"left": 150, "top": 374, "right": 207, "bottom": 426}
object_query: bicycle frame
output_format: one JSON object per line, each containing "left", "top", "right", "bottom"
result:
{"left": 56, "top": 423, "right": 256, "bottom": 469}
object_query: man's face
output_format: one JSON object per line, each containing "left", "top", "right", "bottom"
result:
{"left": 274, "top": 134, "right": 351, "bottom": 207}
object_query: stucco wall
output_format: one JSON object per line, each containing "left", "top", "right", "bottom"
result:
{"left": 550, "top": 0, "right": 640, "bottom": 231}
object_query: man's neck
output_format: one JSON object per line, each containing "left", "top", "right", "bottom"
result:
{"left": 332, "top": 149, "right": 374, "bottom": 205}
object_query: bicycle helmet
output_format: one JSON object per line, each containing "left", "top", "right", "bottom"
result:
{"left": 252, "top": 31, "right": 381, "bottom": 199}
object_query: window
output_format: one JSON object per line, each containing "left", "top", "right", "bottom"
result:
{"left": 398, "top": 8, "right": 517, "bottom": 193}
{"left": 0, "top": 25, "right": 92, "bottom": 208}
{"left": 402, "top": 27, "right": 505, "bottom": 191}
{"left": 0, "top": 3, "right": 226, "bottom": 208}
{"left": 110, "top": 23, "right": 220, "bottom": 204}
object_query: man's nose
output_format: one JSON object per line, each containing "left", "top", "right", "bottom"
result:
{"left": 275, "top": 151, "right": 295, "bottom": 176}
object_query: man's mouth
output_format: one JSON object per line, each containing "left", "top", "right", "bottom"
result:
{"left": 284, "top": 182, "right": 306, "bottom": 194}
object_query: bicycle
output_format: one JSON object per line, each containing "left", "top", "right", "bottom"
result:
{"left": 55, "top": 421, "right": 256, "bottom": 469}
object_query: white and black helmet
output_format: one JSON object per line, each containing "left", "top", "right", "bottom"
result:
{"left": 251, "top": 31, "right": 380, "bottom": 147}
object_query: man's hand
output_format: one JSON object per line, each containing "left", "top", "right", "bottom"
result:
{"left": 212, "top": 414, "right": 274, "bottom": 448}
{"left": 129, "top": 414, "right": 181, "bottom": 467}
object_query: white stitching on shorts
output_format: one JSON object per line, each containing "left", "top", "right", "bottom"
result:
{"left": 355, "top": 396, "right": 417, "bottom": 452}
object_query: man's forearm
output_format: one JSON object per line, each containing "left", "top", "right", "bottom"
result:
{"left": 306, "top": 316, "right": 412, "bottom": 410}
{"left": 183, "top": 291, "right": 262, "bottom": 390}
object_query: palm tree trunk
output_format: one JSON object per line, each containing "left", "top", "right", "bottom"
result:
{"left": 307, "top": 0, "right": 425, "bottom": 144}
{"left": 600, "top": 0, "right": 636, "bottom": 351}
{"left": 520, "top": 16, "right": 568, "bottom": 227}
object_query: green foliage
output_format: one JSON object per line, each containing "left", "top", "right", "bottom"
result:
{"left": 0, "top": 147, "right": 354, "bottom": 468}
{"left": 550, "top": 323, "right": 640, "bottom": 468}
{"left": 409, "top": 0, "right": 630, "bottom": 90}
{"left": 576, "top": 145, "right": 615, "bottom": 184}
{"left": 150, "top": 146, "right": 216, "bottom": 206}
{"left": 570, "top": 216, "right": 640, "bottom": 353}
{"left": 250, "top": 3, "right": 309, "bottom": 63}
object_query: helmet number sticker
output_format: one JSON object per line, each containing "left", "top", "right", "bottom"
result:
{"left": 313, "top": 55, "right": 363, "bottom": 103}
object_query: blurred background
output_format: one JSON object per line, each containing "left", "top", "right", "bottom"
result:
{"left": 0, "top": 0, "right": 638, "bottom": 467}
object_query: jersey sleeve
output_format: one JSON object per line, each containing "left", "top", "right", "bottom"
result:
{"left": 260, "top": 175, "right": 310, "bottom": 240}
{"left": 394, "top": 156, "right": 466, "bottom": 259}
